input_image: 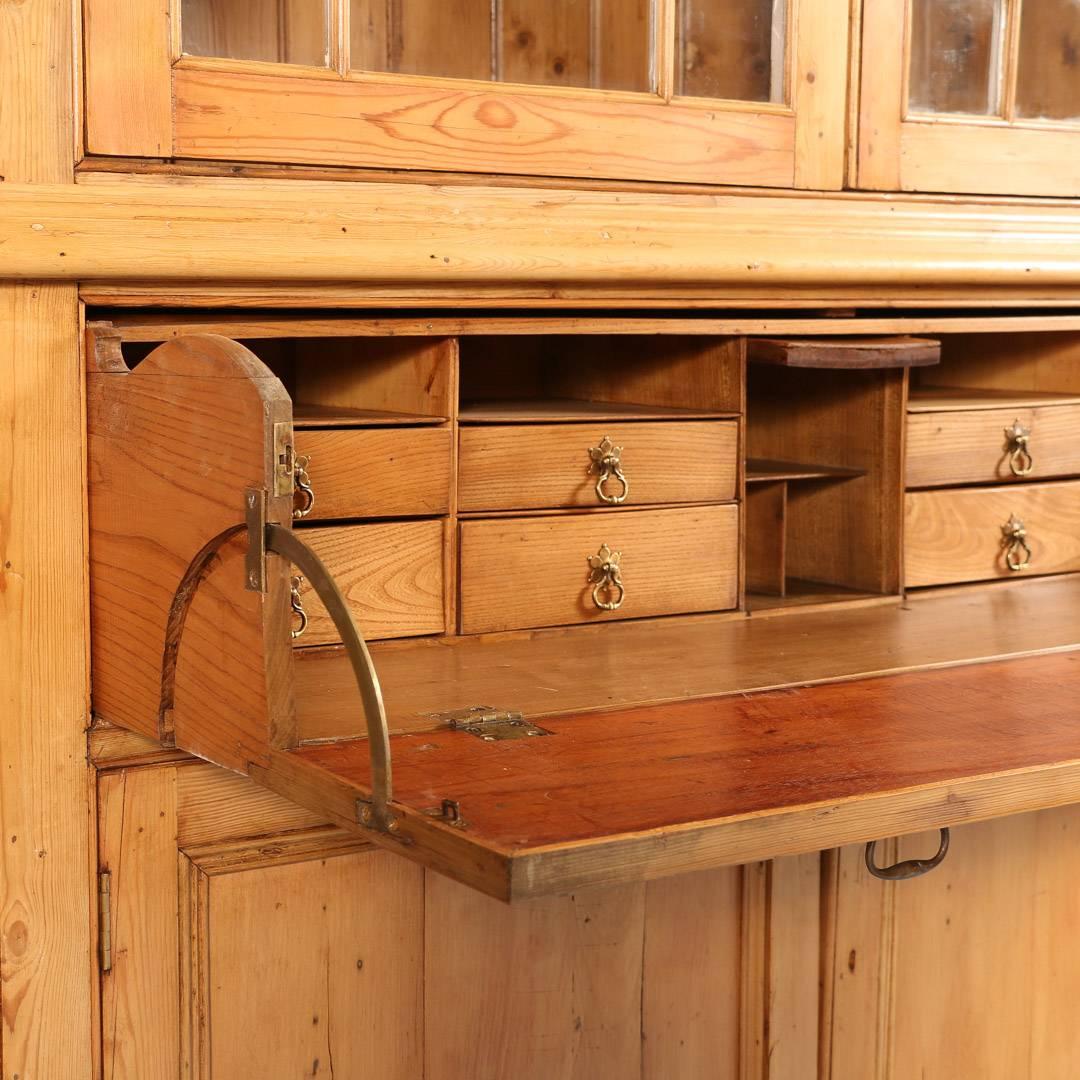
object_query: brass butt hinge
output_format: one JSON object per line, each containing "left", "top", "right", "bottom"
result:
{"left": 98, "top": 871, "right": 112, "bottom": 974}
{"left": 432, "top": 705, "right": 553, "bottom": 742}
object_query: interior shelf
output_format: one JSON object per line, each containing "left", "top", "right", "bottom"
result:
{"left": 907, "top": 386, "right": 1080, "bottom": 412}
{"left": 292, "top": 404, "right": 447, "bottom": 427}
{"left": 746, "top": 580, "right": 883, "bottom": 612}
{"left": 458, "top": 399, "right": 739, "bottom": 423}
{"left": 745, "top": 458, "right": 865, "bottom": 484}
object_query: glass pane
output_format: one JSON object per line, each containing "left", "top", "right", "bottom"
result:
{"left": 1016, "top": 0, "right": 1080, "bottom": 121}
{"left": 350, "top": 0, "right": 653, "bottom": 92}
{"left": 908, "top": 0, "right": 1005, "bottom": 115}
{"left": 182, "top": 0, "right": 330, "bottom": 66}
{"left": 676, "top": 0, "right": 788, "bottom": 103}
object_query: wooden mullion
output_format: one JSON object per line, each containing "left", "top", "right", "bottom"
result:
{"left": 331, "top": 0, "right": 349, "bottom": 75}
{"left": 1001, "top": 0, "right": 1024, "bottom": 122}
{"left": 656, "top": 0, "right": 676, "bottom": 101}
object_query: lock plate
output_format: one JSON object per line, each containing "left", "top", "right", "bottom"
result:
{"left": 433, "top": 705, "right": 554, "bottom": 742}
{"left": 273, "top": 421, "right": 296, "bottom": 497}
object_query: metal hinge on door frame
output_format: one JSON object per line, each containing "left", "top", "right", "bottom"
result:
{"left": 432, "top": 705, "right": 553, "bottom": 742}
{"left": 98, "top": 870, "right": 112, "bottom": 973}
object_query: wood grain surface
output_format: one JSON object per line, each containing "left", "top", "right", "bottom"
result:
{"left": 284, "top": 650, "right": 1080, "bottom": 898}
{"left": 905, "top": 480, "right": 1080, "bottom": 587}
{"left": 458, "top": 420, "right": 738, "bottom": 511}
{"left": 296, "top": 520, "right": 447, "bottom": 645}
{"left": 459, "top": 505, "right": 739, "bottom": 634}
{"left": 906, "top": 402, "right": 1080, "bottom": 487}
{"left": 294, "top": 426, "right": 452, "bottom": 520}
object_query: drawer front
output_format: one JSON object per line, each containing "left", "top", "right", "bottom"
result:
{"left": 459, "top": 505, "right": 739, "bottom": 634}
{"left": 296, "top": 520, "right": 446, "bottom": 645}
{"left": 906, "top": 405, "right": 1080, "bottom": 488}
{"left": 905, "top": 481, "right": 1080, "bottom": 588}
{"left": 294, "top": 427, "right": 451, "bottom": 520}
{"left": 458, "top": 421, "right": 738, "bottom": 512}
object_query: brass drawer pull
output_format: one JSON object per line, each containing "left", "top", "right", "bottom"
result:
{"left": 289, "top": 574, "right": 308, "bottom": 638}
{"left": 1004, "top": 419, "right": 1033, "bottom": 477}
{"left": 587, "top": 543, "right": 625, "bottom": 611}
{"left": 589, "top": 436, "right": 629, "bottom": 505}
{"left": 865, "top": 828, "right": 950, "bottom": 881}
{"left": 1002, "top": 514, "right": 1032, "bottom": 572}
{"left": 292, "top": 453, "right": 315, "bottom": 519}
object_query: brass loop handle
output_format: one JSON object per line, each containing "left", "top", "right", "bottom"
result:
{"left": 589, "top": 436, "right": 629, "bottom": 505}
{"left": 1004, "top": 420, "right": 1033, "bottom": 477}
{"left": 292, "top": 454, "right": 315, "bottom": 519}
{"left": 865, "top": 829, "right": 950, "bottom": 881}
{"left": 289, "top": 575, "right": 308, "bottom": 639}
{"left": 587, "top": 544, "right": 625, "bottom": 611}
{"left": 1002, "top": 514, "right": 1032, "bottom": 572}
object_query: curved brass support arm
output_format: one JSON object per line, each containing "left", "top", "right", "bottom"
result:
{"left": 264, "top": 524, "right": 394, "bottom": 830}
{"left": 162, "top": 505, "right": 396, "bottom": 832}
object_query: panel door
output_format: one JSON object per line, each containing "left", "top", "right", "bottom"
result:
{"left": 827, "top": 809, "right": 1080, "bottom": 1079}
{"left": 84, "top": 0, "right": 849, "bottom": 188}
{"left": 859, "top": 0, "right": 1080, "bottom": 196}
{"left": 96, "top": 758, "right": 821, "bottom": 1079}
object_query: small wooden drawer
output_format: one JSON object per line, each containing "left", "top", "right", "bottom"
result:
{"left": 458, "top": 421, "right": 738, "bottom": 512}
{"left": 905, "top": 481, "right": 1080, "bottom": 588}
{"left": 293, "top": 427, "right": 451, "bottom": 520}
{"left": 295, "top": 520, "right": 446, "bottom": 645}
{"left": 459, "top": 505, "right": 739, "bottom": 634}
{"left": 906, "top": 402, "right": 1080, "bottom": 488}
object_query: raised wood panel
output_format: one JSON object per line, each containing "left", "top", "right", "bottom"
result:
{"left": 829, "top": 809, "right": 1080, "bottom": 1079}
{"left": 458, "top": 420, "right": 738, "bottom": 511}
{"left": 906, "top": 403, "right": 1080, "bottom": 488}
{"left": 100, "top": 764, "right": 820, "bottom": 1079}
{"left": 202, "top": 852, "right": 424, "bottom": 1080}
{"left": 294, "top": 426, "right": 452, "bottom": 519}
{"left": 458, "top": 505, "right": 740, "bottom": 634}
{"left": 904, "top": 481, "right": 1080, "bottom": 587}
{"left": 297, "top": 519, "right": 447, "bottom": 645}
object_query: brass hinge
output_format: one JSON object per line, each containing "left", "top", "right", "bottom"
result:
{"left": 432, "top": 705, "right": 553, "bottom": 742}
{"left": 98, "top": 871, "right": 112, "bottom": 974}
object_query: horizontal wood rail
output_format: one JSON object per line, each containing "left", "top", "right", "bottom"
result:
{"left": 5, "top": 178, "right": 1080, "bottom": 301}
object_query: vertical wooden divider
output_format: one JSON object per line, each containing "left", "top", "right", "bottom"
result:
{"left": 446, "top": 337, "right": 462, "bottom": 636}
{"left": 0, "top": 4, "right": 91, "bottom": 1078}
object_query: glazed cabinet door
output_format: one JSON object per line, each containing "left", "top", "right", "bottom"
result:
{"left": 84, "top": 0, "right": 848, "bottom": 188}
{"left": 859, "top": 0, "right": 1080, "bottom": 196}
{"left": 827, "top": 809, "right": 1080, "bottom": 1079}
{"left": 96, "top": 759, "right": 822, "bottom": 1079}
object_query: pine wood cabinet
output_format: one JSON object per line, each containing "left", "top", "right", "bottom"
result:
{"left": 83, "top": 0, "right": 849, "bottom": 188}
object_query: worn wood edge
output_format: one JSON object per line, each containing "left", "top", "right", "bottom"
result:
{"left": 505, "top": 757, "right": 1080, "bottom": 899}
{"left": 6, "top": 179, "right": 1080, "bottom": 290}
{"left": 182, "top": 825, "right": 370, "bottom": 875}
{"left": 96, "top": 313, "right": 1080, "bottom": 342}
{"left": 249, "top": 749, "right": 514, "bottom": 901}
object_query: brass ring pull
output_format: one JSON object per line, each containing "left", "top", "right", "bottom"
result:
{"left": 587, "top": 544, "right": 625, "bottom": 611}
{"left": 865, "top": 828, "right": 950, "bottom": 881}
{"left": 289, "top": 575, "right": 308, "bottom": 639}
{"left": 589, "top": 436, "right": 629, "bottom": 505}
{"left": 1004, "top": 420, "right": 1033, "bottom": 477}
{"left": 292, "top": 454, "right": 315, "bottom": 519}
{"left": 1002, "top": 514, "right": 1032, "bottom": 572}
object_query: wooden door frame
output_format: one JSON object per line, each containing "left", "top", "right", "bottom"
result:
{"left": 858, "top": 0, "right": 1080, "bottom": 197}
{"left": 83, "top": 0, "right": 850, "bottom": 189}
